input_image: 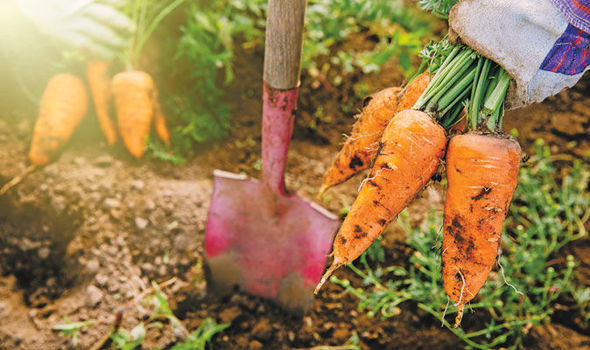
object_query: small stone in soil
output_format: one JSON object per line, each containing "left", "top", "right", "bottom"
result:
{"left": 37, "top": 247, "right": 50, "bottom": 259}
{"left": 252, "top": 318, "right": 273, "bottom": 341}
{"left": 219, "top": 306, "right": 242, "bottom": 324}
{"left": 131, "top": 180, "right": 145, "bottom": 190}
{"left": 248, "top": 340, "right": 263, "bottom": 350}
{"left": 145, "top": 199, "right": 156, "bottom": 211}
{"left": 333, "top": 328, "right": 350, "bottom": 343}
{"left": 86, "top": 259, "right": 100, "bottom": 274}
{"left": 135, "top": 217, "right": 149, "bottom": 230}
{"left": 104, "top": 198, "right": 120, "bottom": 209}
{"left": 95, "top": 274, "right": 108, "bottom": 286}
{"left": 86, "top": 285, "right": 104, "bottom": 307}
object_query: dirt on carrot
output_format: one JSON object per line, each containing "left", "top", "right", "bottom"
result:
{"left": 320, "top": 72, "right": 432, "bottom": 195}
{"left": 441, "top": 133, "right": 521, "bottom": 327}
{"left": 316, "top": 109, "right": 447, "bottom": 292}
{"left": 320, "top": 86, "right": 402, "bottom": 194}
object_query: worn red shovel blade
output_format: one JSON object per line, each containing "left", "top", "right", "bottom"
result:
{"left": 204, "top": 85, "right": 339, "bottom": 314}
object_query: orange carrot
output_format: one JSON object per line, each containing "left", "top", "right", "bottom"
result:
{"left": 29, "top": 74, "right": 89, "bottom": 166}
{"left": 320, "top": 72, "right": 432, "bottom": 195}
{"left": 442, "top": 133, "right": 521, "bottom": 327}
{"left": 111, "top": 70, "right": 155, "bottom": 158}
{"left": 315, "top": 110, "right": 447, "bottom": 292}
{"left": 319, "top": 87, "right": 401, "bottom": 194}
{"left": 86, "top": 60, "right": 117, "bottom": 145}
{"left": 152, "top": 87, "right": 171, "bottom": 146}
{"left": 396, "top": 72, "right": 432, "bottom": 112}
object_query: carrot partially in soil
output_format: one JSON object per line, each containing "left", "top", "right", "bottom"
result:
{"left": 315, "top": 109, "right": 447, "bottom": 293}
{"left": 320, "top": 72, "right": 431, "bottom": 195}
{"left": 112, "top": 70, "right": 156, "bottom": 158}
{"left": 1, "top": 73, "right": 89, "bottom": 196}
{"left": 29, "top": 73, "right": 89, "bottom": 165}
{"left": 86, "top": 60, "right": 117, "bottom": 145}
{"left": 442, "top": 133, "right": 521, "bottom": 327}
{"left": 152, "top": 87, "right": 171, "bottom": 146}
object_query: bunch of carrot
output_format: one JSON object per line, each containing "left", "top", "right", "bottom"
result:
{"left": 0, "top": 1, "right": 185, "bottom": 195}
{"left": 315, "top": 39, "right": 521, "bottom": 328}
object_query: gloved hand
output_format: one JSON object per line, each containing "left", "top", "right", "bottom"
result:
{"left": 449, "top": 0, "right": 590, "bottom": 109}
{"left": 16, "top": 0, "right": 134, "bottom": 58}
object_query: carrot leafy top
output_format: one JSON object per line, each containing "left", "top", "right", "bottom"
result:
{"left": 412, "top": 39, "right": 510, "bottom": 133}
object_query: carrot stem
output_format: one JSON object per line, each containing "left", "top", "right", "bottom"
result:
{"left": 422, "top": 49, "right": 474, "bottom": 104}
{"left": 482, "top": 68, "right": 510, "bottom": 115}
{"left": 435, "top": 65, "right": 476, "bottom": 113}
{"left": 424, "top": 52, "right": 476, "bottom": 110}
{"left": 413, "top": 46, "right": 461, "bottom": 109}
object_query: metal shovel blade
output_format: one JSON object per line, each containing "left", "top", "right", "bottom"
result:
{"left": 204, "top": 0, "right": 339, "bottom": 314}
{"left": 205, "top": 170, "right": 338, "bottom": 313}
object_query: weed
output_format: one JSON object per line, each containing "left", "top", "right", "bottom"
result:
{"left": 52, "top": 318, "right": 95, "bottom": 347}
{"left": 332, "top": 141, "right": 589, "bottom": 349}
{"left": 111, "top": 322, "right": 163, "bottom": 350}
{"left": 108, "top": 281, "right": 229, "bottom": 349}
{"left": 171, "top": 318, "right": 230, "bottom": 350}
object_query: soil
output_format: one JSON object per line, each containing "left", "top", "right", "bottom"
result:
{"left": 1, "top": 41, "right": 589, "bottom": 349}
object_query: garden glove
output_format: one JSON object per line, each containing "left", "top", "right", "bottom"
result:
{"left": 449, "top": 0, "right": 590, "bottom": 109}
{"left": 15, "top": 0, "right": 134, "bottom": 58}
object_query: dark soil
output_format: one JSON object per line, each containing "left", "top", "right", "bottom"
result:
{"left": 0, "top": 41, "right": 589, "bottom": 349}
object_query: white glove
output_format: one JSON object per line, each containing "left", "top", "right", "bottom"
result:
{"left": 16, "top": 0, "right": 134, "bottom": 58}
{"left": 449, "top": 0, "right": 590, "bottom": 109}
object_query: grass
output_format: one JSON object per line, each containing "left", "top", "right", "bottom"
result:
{"left": 331, "top": 140, "right": 589, "bottom": 349}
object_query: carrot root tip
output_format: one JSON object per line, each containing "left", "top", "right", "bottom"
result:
{"left": 314, "top": 262, "right": 342, "bottom": 295}
{"left": 317, "top": 184, "right": 329, "bottom": 199}
{"left": 0, "top": 165, "right": 37, "bottom": 196}
{"left": 453, "top": 304, "right": 465, "bottom": 329}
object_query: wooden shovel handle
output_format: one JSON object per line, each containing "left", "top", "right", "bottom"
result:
{"left": 263, "top": 0, "right": 307, "bottom": 90}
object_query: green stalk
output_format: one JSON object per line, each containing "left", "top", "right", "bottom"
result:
{"left": 136, "top": 0, "right": 186, "bottom": 58}
{"left": 413, "top": 46, "right": 461, "bottom": 109}
{"left": 482, "top": 68, "right": 510, "bottom": 115}
{"left": 439, "top": 83, "right": 471, "bottom": 123}
{"left": 125, "top": 0, "right": 186, "bottom": 69}
{"left": 424, "top": 55, "right": 476, "bottom": 113}
{"left": 441, "top": 100, "right": 466, "bottom": 129}
{"left": 468, "top": 58, "right": 490, "bottom": 129}
{"left": 424, "top": 50, "right": 474, "bottom": 103}
{"left": 432, "top": 64, "right": 476, "bottom": 113}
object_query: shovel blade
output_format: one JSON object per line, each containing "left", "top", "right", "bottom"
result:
{"left": 205, "top": 170, "right": 339, "bottom": 313}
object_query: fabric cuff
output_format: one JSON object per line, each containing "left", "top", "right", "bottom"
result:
{"left": 550, "top": 0, "right": 590, "bottom": 33}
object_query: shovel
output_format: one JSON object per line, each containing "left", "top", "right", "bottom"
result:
{"left": 204, "top": 0, "right": 339, "bottom": 314}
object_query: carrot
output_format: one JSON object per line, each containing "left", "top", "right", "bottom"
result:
{"left": 442, "top": 133, "right": 521, "bottom": 327}
{"left": 111, "top": 70, "right": 155, "bottom": 158}
{"left": 396, "top": 72, "right": 432, "bottom": 112}
{"left": 152, "top": 87, "right": 171, "bottom": 146}
{"left": 315, "top": 109, "right": 447, "bottom": 293}
{"left": 86, "top": 60, "right": 117, "bottom": 145}
{"left": 320, "top": 72, "right": 431, "bottom": 195}
{"left": 29, "top": 73, "right": 89, "bottom": 166}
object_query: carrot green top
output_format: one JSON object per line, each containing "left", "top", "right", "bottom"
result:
{"left": 412, "top": 39, "right": 510, "bottom": 133}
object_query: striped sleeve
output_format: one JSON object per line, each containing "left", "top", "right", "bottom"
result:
{"left": 550, "top": 0, "right": 590, "bottom": 33}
